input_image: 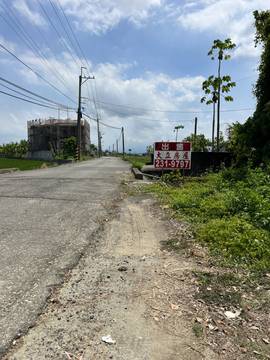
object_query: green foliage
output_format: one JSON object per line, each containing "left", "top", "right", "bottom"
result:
{"left": 89, "top": 144, "right": 97, "bottom": 154}
{"left": 63, "top": 136, "right": 76, "bottom": 159}
{"left": 0, "top": 158, "right": 50, "bottom": 171}
{"left": 184, "top": 134, "right": 211, "bottom": 152}
{"left": 198, "top": 218, "right": 270, "bottom": 269}
{"left": 125, "top": 155, "right": 150, "bottom": 170}
{"left": 207, "top": 38, "right": 236, "bottom": 59}
{"left": 201, "top": 75, "right": 236, "bottom": 105}
{"left": 161, "top": 170, "right": 182, "bottom": 185}
{"left": 0, "top": 140, "right": 29, "bottom": 158}
{"left": 145, "top": 168, "right": 270, "bottom": 271}
{"left": 229, "top": 11, "right": 270, "bottom": 165}
{"left": 192, "top": 323, "right": 204, "bottom": 338}
{"left": 201, "top": 39, "right": 236, "bottom": 105}
{"left": 146, "top": 145, "right": 154, "bottom": 154}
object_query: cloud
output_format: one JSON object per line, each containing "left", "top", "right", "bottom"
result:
{"left": 178, "top": 0, "right": 267, "bottom": 58}
{"left": 0, "top": 45, "right": 206, "bottom": 150}
{"left": 0, "top": 36, "right": 17, "bottom": 53}
{"left": 58, "top": 0, "right": 162, "bottom": 34}
{"left": 13, "top": 0, "right": 46, "bottom": 27}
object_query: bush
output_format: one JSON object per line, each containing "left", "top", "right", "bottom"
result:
{"left": 198, "top": 217, "right": 270, "bottom": 269}
{"left": 145, "top": 167, "right": 270, "bottom": 271}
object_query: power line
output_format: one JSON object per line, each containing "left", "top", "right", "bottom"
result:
{"left": 82, "top": 112, "right": 121, "bottom": 130}
{"left": 42, "top": 0, "right": 100, "bottom": 124}
{"left": 37, "top": 0, "right": 80, "bottom": 68}
{"left": 0, "top": 42, "right": 76, "bottom": 104}
{"left": 0, "top": 82, "right": 58, "bottom": 108}
{"left": 52, "top": 0, "right": 99, "bottom": 119}
{"left": 0, "top": 76, "right": 75, "bottom": 110}
{"left": 0, "top": 2, "right": 74, "bottom": 97}
{"left": 91, "top": 98, "right": 254, "bottom": 114}
{"left": 0, "top": 89, "right": 67, "bottom": 110}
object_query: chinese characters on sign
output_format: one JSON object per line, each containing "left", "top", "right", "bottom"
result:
{"left": 154, "top": 142, "right": 191, "bottom": 169}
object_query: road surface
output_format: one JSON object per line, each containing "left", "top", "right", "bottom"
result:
{"left": 0, "top": 157, "right": 129, "bottom": 356}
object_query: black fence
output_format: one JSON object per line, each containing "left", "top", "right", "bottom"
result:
{"left": 149, "top": 152, "right": 233, "bottom": 176}
{"left": 189, "top": 152, "right": 233, "bottom": 175}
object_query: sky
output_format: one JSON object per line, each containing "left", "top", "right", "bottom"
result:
{"left": 0, "top": 0, "right": 269, "bottom": 153}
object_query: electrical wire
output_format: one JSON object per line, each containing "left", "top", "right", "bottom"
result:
{"left": 0, "top": 82, "right": 60, "bottom": 108}
{"left": 51, "top": 0, "right": 100, "bottom": 119}
{"left": 37, "top": 0, "right": 80, "bottom": 68}
{"left": 0, "top": 2, "right": 75, "bottom": 97}
{"left": 82, "top": 112, "right": 121, "bottom": 130}
{"left": 0, "top": 89, "right": 69, "bottom": 110}
{"left": 0, "top": 42, "right": 76, "bottom": 104}
{"left": 0, "top": 76, "right": 75, "bottom": 110}
{"left": 90, "top": 98, "right": 254, "bottom": 114}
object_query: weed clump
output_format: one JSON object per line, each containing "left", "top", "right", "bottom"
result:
{"left": 145, "top": 167, "right": 270, "bottom": 271}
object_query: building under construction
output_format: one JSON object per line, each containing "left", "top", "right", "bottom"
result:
{"left": 27, "top": 118, "right": 90, "bottom": 159}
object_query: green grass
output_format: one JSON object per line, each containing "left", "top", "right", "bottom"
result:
{"left": 144, "top": 167, "right": 270, "bottom": 271}
{"left": 0, "top": 158, "right": 51, "bottom": 171}
{"left": 124, "top": 155, "right": 150, "bottom": 170}
{"left": 192, "top": 323, "right": 204, "bottom": 338}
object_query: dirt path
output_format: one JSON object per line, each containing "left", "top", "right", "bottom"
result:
{"left": 4, "top": 195, "right": 217, "bottom": 360}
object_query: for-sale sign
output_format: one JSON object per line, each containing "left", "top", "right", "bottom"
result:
{"left": 154, "top": 142, "right": 191, "bottom": 169}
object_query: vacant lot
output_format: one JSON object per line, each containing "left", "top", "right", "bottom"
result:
{"left": 124, "top": 154, "right": 150, "bottom": 170}
{"left": 0, "top": 158, "right": 50, "bottom": 171}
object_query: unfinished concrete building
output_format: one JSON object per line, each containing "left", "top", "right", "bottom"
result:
{"left": 27, "top": 118, "right": 90, "bottom": 159}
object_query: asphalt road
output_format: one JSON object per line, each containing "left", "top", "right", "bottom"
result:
{"left": 0, "top": 157, "right": 129, "bottom": 356}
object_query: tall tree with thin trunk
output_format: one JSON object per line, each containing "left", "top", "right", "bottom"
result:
{"left": 202, "top": 39, "right": 236, "bottom": 151}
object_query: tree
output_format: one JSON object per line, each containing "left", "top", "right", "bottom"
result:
{"left": 230, "top": 11, "right": 270, "bottom": 165}
{"left": 146, "top": 145, "right": 153, "bottom": 154}
{"left": 201, "top": 39, "right": 236, "bottom": 152}
{"left": 184, "top": 134, "right": 211, "bottom": 152}
{"left": 63, "top": 137, "right": 77, "bottom": 159}
{"left": 0, "top": 140, "right": 29, "bottom": 158}
{"left": 89, "top": 143, "right": 97, "bottom": 155}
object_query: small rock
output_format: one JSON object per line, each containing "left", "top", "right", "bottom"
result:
{"left": 224, "top": 310, "right": 241, "bottom": 319}
{"left": 102, "top": 335, "right": 116, "bottom": 344}
{"left": 118, "top": 266, "right": 128, "bottom": 272}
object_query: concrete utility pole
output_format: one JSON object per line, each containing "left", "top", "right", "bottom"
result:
{"left": 97, "top": 115, "right": 102, "bottom": 157}
{"left": 112, "top": 143, "right": 114, "bottom": 153}
{"left": 121, "top": 127, "right": 125, "bottom": 157}
{"left": 194, "top": 117, "right": 198, "bottom": 137}
{"left": 77, "top": 67, "right": 94, "bottom": 161}
{"left": 116, "top": 139, "right": 118, "bottom": 153}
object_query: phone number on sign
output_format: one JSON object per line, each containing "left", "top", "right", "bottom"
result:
{"left": 154, "top": 159, "right": 191, "bottom": 169}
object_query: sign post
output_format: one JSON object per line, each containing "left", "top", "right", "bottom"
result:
{"left": 154, "top": 142, "right": 191, "bottom": 170}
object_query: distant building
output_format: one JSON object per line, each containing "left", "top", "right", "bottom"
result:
{"left": 27, "top": 118, "right": 90, "bottom": 159}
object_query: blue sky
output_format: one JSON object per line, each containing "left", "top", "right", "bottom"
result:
{"left": 0, "top": 0, "right": 268, "bottom": 152}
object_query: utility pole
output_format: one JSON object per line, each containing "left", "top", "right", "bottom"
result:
{"left": 121, "top": 126, "right": 125, "bottom": 157}
{"left": 116, "top": 139, "right": 118, "bottom": 153}
{"left": 97, "top": 115, "right": 102, "bottom": 157}
{"left": 194, "top": 117, "right": 198, "bottom": 136}
{"left": 112, "top": 143, "right": 114, "bottom": 153}
{"left": 76, "top": 67, "right": 94, "bottom": 161}
{"left": 76, "top": 70, "right": 82, "bottom": 161}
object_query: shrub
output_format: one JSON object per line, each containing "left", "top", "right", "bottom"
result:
{"left": 197, "top": 217, "right": 270, "bottom": 270}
